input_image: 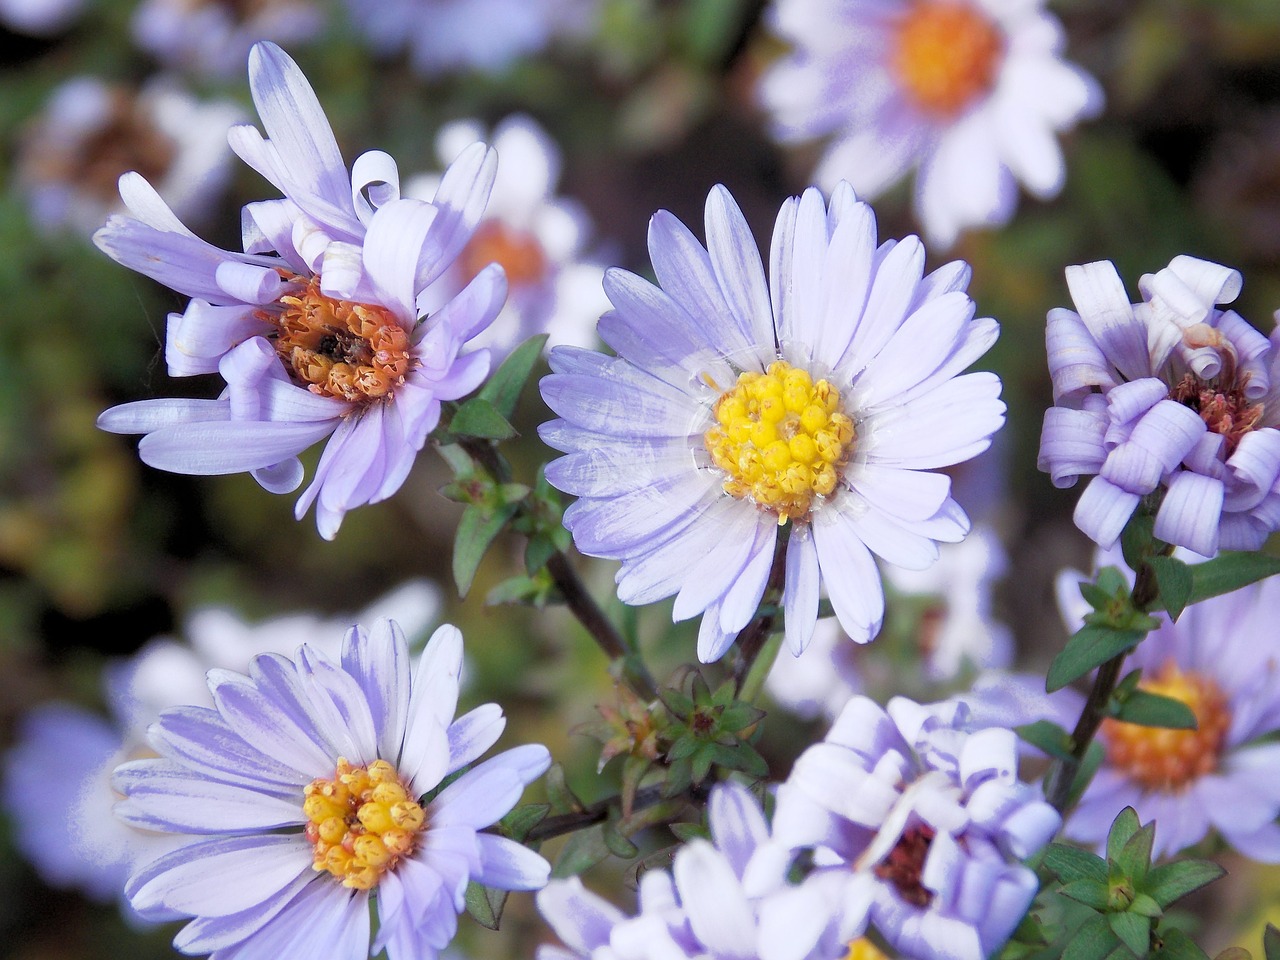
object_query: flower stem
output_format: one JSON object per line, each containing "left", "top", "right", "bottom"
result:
{"left": 524, "top": 783, "right": 702, "bottom": 843}
{"left": 1045, "top": 562, "right": 1161, "bottom": 812}
{"left": 732, "top": 536, "right": 788, "bottom": 698}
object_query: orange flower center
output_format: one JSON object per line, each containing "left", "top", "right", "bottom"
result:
{"left": 303, "top": 758, "right": 425, "bottom": 890}
{"left": 890, "top": 1, "right": 1004, "bottom": 118}
{"left": 459, "top": 220, "right": 548, "bottom": 289}
{"left": 1101, "top": 662, "right": 1231, "bottom": 791}
{"left": 873, "top": 823, "right": 936, "bottom": 907}
{"left": 271, "top": 277, "right": 412, "bottom": 403}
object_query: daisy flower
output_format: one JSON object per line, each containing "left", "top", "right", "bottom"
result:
{"left": 759, "top": 0, "right": 1103, "bottom": 248}
{"left": 538, "top": 781, "right": 838, "bottom": 960}
{"left": 116, "top": 619, "right": 551, "bottom": 960}
{"left": 759, "top": 696, "right": 1060, "bottom": 960}
{"left": 409, "top": 114, "right": 610, "bottom": 363}
{"left": 94, "top": 42, "right": 505, "bottom": 539}
{"left": 132, "top": 0, "right": 326, "bottom": 78}
{"left": 1038, "top": 255, "right": 1280, "bottom": 555}
{"left": 540, "top": 183, "right": 1005, "bottom": 662}
{"left": 347, "top": 0, "right": 597, "bottom": 76}
{"left": 1, "top": 582, "right": 440, "bottom": 906}
{"left": 0, "top": 0, "right": 82, "bottom": 34}
{"left": 1061, "top": 576, "right": 1280, "bottom": 861}
{"left": 17, "top": 75, "right": 241, "bottom": 236}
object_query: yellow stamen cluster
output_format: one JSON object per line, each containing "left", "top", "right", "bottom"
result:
{"left": 272, "top": 277, "right": 411, "bottom": 403}
{"left": 843, "top": 938, "right": 892, "bottom": 960}
{"left": 1101, "top": 662, "right": 1231, "bottom": 791}
{"left": 303, "top": 758, "right": 425, "bottom": 890}
{"left": 891, "top": 1, "right": 1004, "bottom": 118}
{"left": 459, "top": 220, "right": 549, "bottom": 288}
{"left": 704, "top": 360, "right": 855, "bottom": 524}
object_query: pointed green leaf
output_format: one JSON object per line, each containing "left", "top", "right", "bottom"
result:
{"left": 602, "top": 818, "right": 640, "bottom": 858}
{"left": 1116, "top": 823, "right": 1156, "bottom": 884}
{"left": 1128, "top": 893, "right": 1162, "bottom": 918}
{"left": 669, "top": 821, "right": 710, "bottom": 843}
{"left": 479, "top": 334, "right": 548, "bottom": 419}
{"left": 1214, "top": 948, "right": 1252, "bottom": 960}
{"left": 1177, "top": 552, "right": 1280, "bottom": 609}
{"left": 1111, "top": 690, "right": 1197, "bottom": 729}
{"left": 1017, "top": 720, "right": 1075, "bottom": 761}
{"left": 1148, "top": 556, "right": 1193, "bottom": 621}
{"left": 453, "top": 502, "right": 519, "bottom": 597}
{"left": 450, "top": 397, "right": 518, "bottom": 440}
{"left": 464, "top": 882, "right": 508, "bottom": 930}
{"left": 1044, "top": 842, "right": 1108, "bottom": 883}
{"left": 499, "top": 803, "right": 550, "bottom": 843}
{"left": 1096, "top": 566, "right": 1133, "bottom": 598}
{"left": 1064, "top": 914, "right": 1121, "bottom": 960}
{"left": 1264, "top": 925, "right": 1280, "bottom": 960}
{"left": 1108, "top": 911, "right": 1151, "bottom": 958}
{"left": 1121, "top": 510, "right": 1158, "bottom": 573}
{"left": 1106, "top": 808, "right": 1142, "bottom": 865}
{"left": 1065, "top": 740, "right": 1107, "bottom": 810}
{"left": 544, "top": 763, "right": 584, "bottom": 815}
{"left": 1047, "top": 626, "right": 1150, "bottom": 692}
{"left": 551, "top": 823, "right": 611, "bottom": 878}
{"left": 1060, "top": 879, "right": 1112, "bottom": 911}
{"left": 1153, "top": 927, "right": 1211, "bottom": 960}
{"left": 1143, "top": 859, "right": 1226, "bottom": 908}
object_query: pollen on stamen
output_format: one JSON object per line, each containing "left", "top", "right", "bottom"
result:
{"left": 890, "top": 0, "right": 1004, "bottom": 118}
{"left": 1101, "top": 661, "right": 1231, "bottom": 792}
{"left": 272, "top": 277, "right": 412, "bottom": 404}
{"left": 703, "top": 359, "right": 855, "bottom": 524}
{"left": 303, "top": 758, "right": 425, "bottom": 890}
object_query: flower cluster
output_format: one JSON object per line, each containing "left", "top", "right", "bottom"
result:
{"left": 95, "top": 42, "right": 505, "bottom": 538}
{"left": 1039, "top": 255, "right": 1280, "bottom": 556}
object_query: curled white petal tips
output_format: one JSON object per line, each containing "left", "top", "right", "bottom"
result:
{"left": 114, "top": 619, "right": 551, "bottom": 960}
{"left": 1038, "top": 255, "right": 1280, "bottom": 554}
{"left": 93, "top": 42, "right": 504, "bottom": 538}
{"left": 540, "top": 183, "right": 1004, "bottom": 662}
{"left": 759, "top": 0, "right": 1102, "bottom": 248}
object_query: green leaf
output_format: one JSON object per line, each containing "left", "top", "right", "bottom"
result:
{"left": 1060, "top": 879, "right": 1112, "bottom": 911}
{"left": 453, "top": 502, "right": 519, "bottom": 597}
{"left": 1107, "top": 808, "right": 1142, "bottom": 866}
{"left": 1047, "top": 626, "right": 1149, "bottom": 692}
{"left": 1044, "top": 843, "right": 1108, "bottom": 883}
{"left": 602, "top": 818, "right": 640, "bottom": 859}
{"left": 1178, "top": 552, "right": 1280, "bottom": 609}
{"left": 464, "top": 882, "right": 508, "bottom": 930}
{"left": 1121, "top": 510, "right": 1158, "bottom": 574}
{"left": 1065, "top": 740, "right": 1107, "bottom": 810}
{"left": 1111, "top": 690, "right": 1197, "bottom": 730}
{"left": 1115, "top": 822, "right": 1156, "bottom": 885}
{"left": 1108, "top": 911, "right": 1151, "bottom": 958}
{"left": 500, "top": 803, "right": 550, "bottom": 843}
{"left": 478, "top": 334, "right": 547, "bottom": 419}
{"left": 1064, "top": 914, "right": 1121, "bottom": 960}
{"left": 1148, "top": 556, "right": 1193, "bottom": 621}
{"left": 544, "top": 763, "right": 584, "bottom": 815}
{"left": 450, "top": 397, "right": 518, "bottom": 440}
{"left": 551, "top": 824, "right": 611, "bottom": 878}
{"left": 1153, "top": 927, "right": 1211, "bottom": 960}
{"left": 1213, "top": 948, "right": 1252, "bottom": 960}
{"left": 1265, "top": 924, "right": 1280, "bottom": 960}
{"left": 1143, "top": 860, "right": 1226, "bottom": 908}
{"left": 1017, "top": 720, "right": 1075, "bottom": 761}
{"left": 691, "top": 744, "right": 715, "bottom": 784}
{"left": 1129, "top": 893, "right": 1163, "bottom": 918}
{"left": 669, "top": 821, "right": 710, "bottom": 843}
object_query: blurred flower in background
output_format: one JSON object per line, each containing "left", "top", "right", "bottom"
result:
{"left": 0, "top": 0, "right": 82, "bottom": 34}
{"left": 1, "top": 581, "right": 440, "bottom": 907}
{"left": 131, "top": 0, "right": 327, "bottom": 78}
{"left": 759, "top": 0, "right": 1103, "bottom": 248}
{"left": 345, "top": 0, "right": 599, "bottom": 75}
{"left": 16, "top": 75, "right": 242, "bottom": 236}
{"left": 409, "top": 114, "right": 610, "bottom": 362}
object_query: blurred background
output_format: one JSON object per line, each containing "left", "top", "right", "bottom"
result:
{"left": 2, "top": 0, "right": 1280, "bottom": 957}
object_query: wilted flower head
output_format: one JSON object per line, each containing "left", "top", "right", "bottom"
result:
{"left": 1062, "top": 575, "right": 1280, "bottom": 861}
{"left": 760, "top": 696, "right": 1059, "bottom": 960}
{"left": 95, "top": 42, "right": 505, "bottom": 538}
{"left": 18, "top": 76, "right": 240, "bottom": 236}
{"left": 0, "top": 582, "right": 440, "bottom": 905}
{"left": 1038, "top": 255, "right": 1280, "bottom": 556}
{"left": 132, "top": 0, "right": 326, "bottom": 78}
{"left": 347, "top": 0, "right": 597, "bottom": 76}
{"left": 409, "top": 114, "right": 609, "bottom": 362}
{"left": 116, "top": 619, "right": 550, "bottom": 959}
{"left": 759, "top": 0, "right": 1102, "bottom": 248}
{"left": 541, "top": 182, "right": 1004, "bottom": 662}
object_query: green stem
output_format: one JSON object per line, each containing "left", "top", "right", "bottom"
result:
{"left": 732, "top": 536, "right": 788, "bottom": 698}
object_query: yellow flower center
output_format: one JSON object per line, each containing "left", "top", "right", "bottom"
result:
{"left": 703, "top": 360, "right": 855, "bottom": 525}
{"left": 303, "top": 758, "right": 426, "bottom": 890}
{"left": 1101, "top": 662, "right": 1232, "bottom": 791}
{"left": 890, "top": 1, "right": 1004, "bottom": 118}
{"left": 271, "top": 277, "right": 412, "bottom": 403}
{"left": 843, "top": 938, "right": 893, "bottom": 960}
{"left": 459, "top": 220, "right": 548, "bottom": 289}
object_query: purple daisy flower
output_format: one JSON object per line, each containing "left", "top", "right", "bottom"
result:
{"left": 540, "top": 183, "right": 1005, "bottom": 662}
{"left": 115, "top": 619, "right": 551, "bottom": 960}
{"left": 1065, "top": 576, "right": 1280, "bottom": 861}
{"left": 1039, "top": 255, "right": 1280, "bottom": 555}
{"left": 538, "top": 781, "right": 836, "bottom": 960}
{"left": 95, "top": 42, "right": 505, "bottom": 538}
{"left": 759, "top": 0, "right": 1102, "bottom": 248}
{"left": 756, "top": 695, "right": 1059, "bottom": 960}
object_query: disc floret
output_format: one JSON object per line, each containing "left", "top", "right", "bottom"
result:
{"left": 703, "top": 359, "right": 855, "bottom": 524}
{"left": 891, "top": 1, "right": 1004, "bottom": 118}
